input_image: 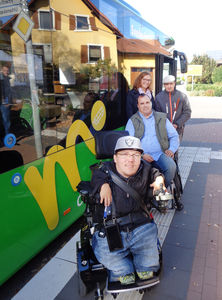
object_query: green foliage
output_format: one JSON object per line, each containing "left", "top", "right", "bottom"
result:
{"left": 20, "top": 102, "right": 34, "bottom": 128}
{"left": 78, "top": 59, "right": 117, "bottom": 92}
{"left": 186, "top": 85, "right": 192, "bottom": 91}
{"left": 212, "top": 66, "right": 222, "bottom": 83}
{"left": 186, "top": 83, "right": 222, "bottom": 96}
{"left": 214, "top": 84, "right": 222, "bottom": 96}
{"left": 79, "top": 59, "right": 117, "bottom": 79}
{"left": 191, "top": 54, "right": 216, "bottom": 84}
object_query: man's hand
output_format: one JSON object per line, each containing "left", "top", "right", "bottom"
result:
{"left": 165, "top": 149, "right": 174, "bottom": 158}
{"left": 100, "top": 183, "right": 112, "bottom": 206}
{"left": 173, "top": 124, "right": 178, "bottom": 129}
{"left": 143, "top": 153, "right": 154, "bottom": 163}
{"left": 150, "top": 176, "right": 166, "bottom": 193}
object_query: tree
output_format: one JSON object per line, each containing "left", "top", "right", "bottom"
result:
{"left": 79, "top": 59, "right": 117, "bottom": 92}
{"left": 191, "top": 54, "right": 216, "bottom": 83}
{"left": 212, "top": 66, "right": 222, "bottom": 83}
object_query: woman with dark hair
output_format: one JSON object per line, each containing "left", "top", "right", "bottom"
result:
{"left": 126, "top": 71, "right": 154, "bottom": 119}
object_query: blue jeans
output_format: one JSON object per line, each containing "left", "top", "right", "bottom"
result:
{"left": 92, "top": 222, "right": 159, "bottom": 281}
{"left": 152, "top": 153, "right": 176, "bottom": 187}
{"left": 0, "top": 105, "right": 10, "bottom": 135}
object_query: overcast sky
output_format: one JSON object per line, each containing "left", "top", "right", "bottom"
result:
{"left": 125, "top": 0, "right": 222, "bottom": 62}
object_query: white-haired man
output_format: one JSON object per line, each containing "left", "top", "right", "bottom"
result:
{"left": 154, "top": 75, "right": 191, "bottom": 141}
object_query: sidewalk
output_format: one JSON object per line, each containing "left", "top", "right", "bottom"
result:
{"left": 143, "top": 97, "right": 222, "bottom": 300}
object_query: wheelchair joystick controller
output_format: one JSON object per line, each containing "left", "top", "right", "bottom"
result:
{"left": 154, "top": 183, "right": 174, "bottom": 211}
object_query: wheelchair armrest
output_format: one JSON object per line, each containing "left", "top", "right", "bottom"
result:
{"left": 77, "top": 181, "right": 92, "bottom": 203}
{"left": 77, "top": 181, "right": 92, "bottom": 192}
{"left": 76, "top": 181, "right": 100, "bottom": 204}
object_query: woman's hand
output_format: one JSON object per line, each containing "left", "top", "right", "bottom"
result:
{"left": 100, "top": 183, "right": 112, "bottom": 206}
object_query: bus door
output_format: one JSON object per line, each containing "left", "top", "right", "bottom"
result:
{"left": 155, "top": 51, "right": 187, "bottom": 95}
{"left": 155, "top": 54, "right": 175, "bottom": 95}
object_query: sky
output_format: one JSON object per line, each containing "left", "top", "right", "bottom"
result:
{"left": 125, "top": 0, "right": 222, "bottom": 62}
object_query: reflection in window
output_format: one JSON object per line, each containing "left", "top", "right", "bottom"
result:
{"left": 76, "top": 16, "right": 89, "bottom": 30}
{"left": 32, "top": 44, "right": 53, "bottom": 93}
{"left": 89, "top": 45, "right": 102, "bottom": 62}
{"left": 39, "top": 11, "right": 53, "bottom": 30}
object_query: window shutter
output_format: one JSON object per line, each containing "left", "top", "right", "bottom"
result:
{"left": 55, "top": 11, "right": 61, "bottom": 30}
{"left": 81, "top": 45, "right": 88, "bottom": 63}
{"left": 104, "top": 47, "right": 110, "bottom": 59}
{"left": 32, "top": 11, "right": 39, "bottom": 29}
{"left": 69, "top": 15, "right": 76, "bottom": 30}
{"left": 89, "top": 17, "right": 98, "bottom": 31}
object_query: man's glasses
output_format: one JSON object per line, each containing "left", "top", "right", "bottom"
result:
{"left": 117, "top": 153, "right": 141, "bottom": 159}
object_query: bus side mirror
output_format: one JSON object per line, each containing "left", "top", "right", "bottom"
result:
{"left": 179, "top": 53, "right": 188, "bottom": 73}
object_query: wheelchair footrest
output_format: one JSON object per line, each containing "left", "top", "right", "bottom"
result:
{"left": 106, "top": 276, "right": 160, "bottom": 293}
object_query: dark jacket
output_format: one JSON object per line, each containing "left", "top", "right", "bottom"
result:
{"left": 126, "top": 89, "right": 155, "bottom": 119}
{"left": 154, "top": 89, "right": 191, "bottom": 136}
{"left": 0, "top": 75, "right": 12, "bottom": 105}
{"left": 91, "top": 160, "right": 162, "bottom": 221}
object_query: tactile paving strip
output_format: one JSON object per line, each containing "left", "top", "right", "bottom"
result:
{"left": 154, "top": 146, "right": 215, "bottom": 245}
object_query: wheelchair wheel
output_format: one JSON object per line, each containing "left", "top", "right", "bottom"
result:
{"left": 76, "top": 241, "right": 88, "bottom": 297}
{"left": 94, "top": 283, "right": 104, "bottom": 300}
{"left": 77, "top": 270, "right": 88, "bottom": 297}
{"left": 94, "top": 292, "right": 104, "bottom": 300}
{"left": 173, "top": 186, "right": 184, "bottom": 211}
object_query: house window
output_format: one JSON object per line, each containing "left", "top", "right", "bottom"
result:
{"left": 89, "top": 45, "right": 102, "bottom": 62}
{"left": 76, "top": 16, "right": 89, "bottom": 30}
{"left": 39, "top": 11, "right": 53, "bottom": 30}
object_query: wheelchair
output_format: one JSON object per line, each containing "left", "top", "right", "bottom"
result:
{"left": 75, "top": 130, "right": 172, "bottom": 299}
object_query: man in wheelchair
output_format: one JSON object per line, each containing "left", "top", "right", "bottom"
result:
{"left": 90, "top": 135, "right": 166, "bottom": 286}
{"left": 125, "top": 93, "right": 183, "bottom": 210}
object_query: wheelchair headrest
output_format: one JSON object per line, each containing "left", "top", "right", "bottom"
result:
{"left": 95, "top": 130, "right": 129, "bottom": 159}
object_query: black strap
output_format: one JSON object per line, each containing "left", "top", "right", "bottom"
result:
{"left": 109, "top": 170, "right": 151, "bottom": 218}
{"left": 109, "top": 171, "right": 141, "bottom": 202}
